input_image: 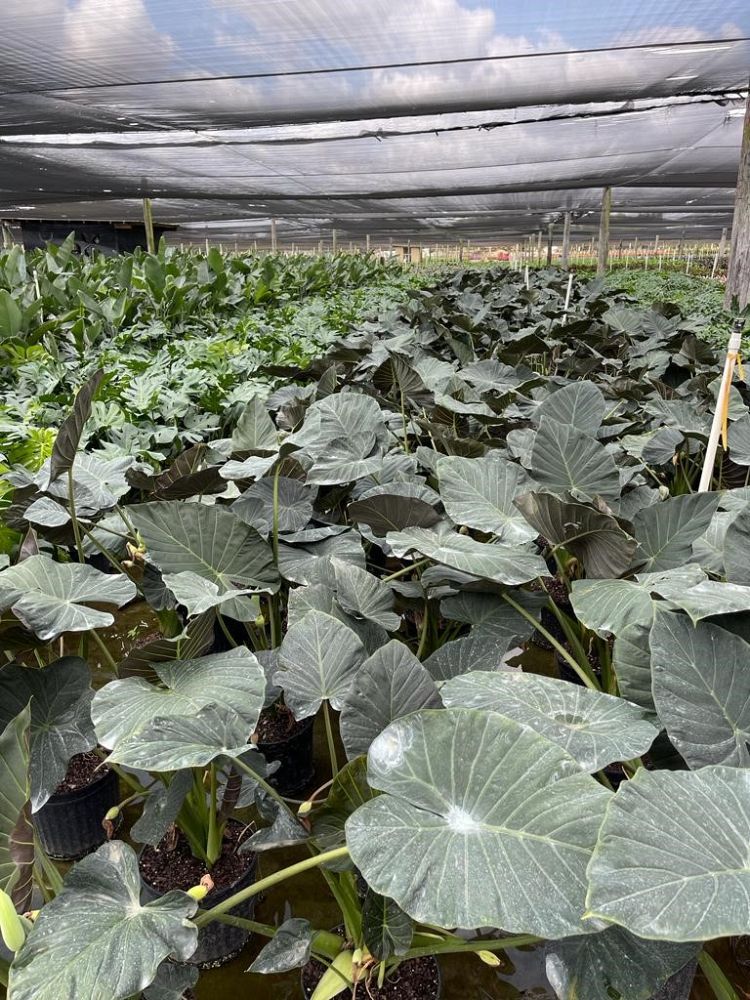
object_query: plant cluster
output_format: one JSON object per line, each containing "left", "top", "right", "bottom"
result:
{"left": 0, "top": 239, "right": 413, "bottom": 474}
{"left": 0, "top": 264, "right": 749, "bottom": 1000}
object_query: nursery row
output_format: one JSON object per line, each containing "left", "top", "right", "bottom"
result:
{"left": 0, "top": 264, "right": 749, "bottom": 999}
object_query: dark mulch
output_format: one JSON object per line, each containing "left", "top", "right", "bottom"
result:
{"left": 54, "top": 751, "right": 107, "bottom": 794}
{"left": 139, "top": 822, "right": 254, "bottom": 894}
{"left": 255, "top": 703, "right": 308, "bottom": 745}
{"left": 302, "top": 957, "right": 440, "bottom": 999}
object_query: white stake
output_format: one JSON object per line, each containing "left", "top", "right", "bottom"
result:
{"left": 699, "top": 324, "right": 743, "bottom": 492}
{"left": 524, "top": 265, "right": 530, "bottom": 290}
{"left": 563, "top": 272, "right": 574, "bottom": 314}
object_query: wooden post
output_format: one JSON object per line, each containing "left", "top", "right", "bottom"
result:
{"left": 366, "top": 234, "right": 371, "bottom": 253}
{"left": 726, "top": 91, "right": 750, "bottom": 309}
{"left": 142, "top": 197, "right": 156, "bottom": 254}
{"left": 546, "top": 221, "right": 554, "bottom": 266}
{"left": 270, "top": 218, "right": 278, "bottom": 251}
{"left": 332, "top": 228, "right": 338, "bottom": 253}
{"left": 712, "top": 227, "right": 728, "bottom": 278}
{"left": 597, "top": 186, "right": 612, "bottom": 276}
{"left": 561, "top": 211, "right": 572, "bottom": 269}
{"left": 318, "top": 239, "right": 324, "bottom": 256}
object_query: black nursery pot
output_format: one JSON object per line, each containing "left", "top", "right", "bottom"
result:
{"left": 257, "top": 715, "right": 316, "bottom": 797}
{"left": 140, "top": 841, "right": 258, "bottom": 968}
{"left": 33, "top": 766, "right": 119, "bottom": 861}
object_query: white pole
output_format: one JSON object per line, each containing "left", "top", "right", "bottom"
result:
{"left": 699, "top": 324, "right": 743, "bottom": 492}
{"left": 563, "top": 272, "right": 574, "bottom": 314}
{"left": 524, "top": 265, "right": 530, "bottom": 290}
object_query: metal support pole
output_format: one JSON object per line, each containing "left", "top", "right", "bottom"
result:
{"left": 725, "top": 84, "right": 750, "bottom": 309}
{"left": 546, "top": 222, "right": 554, "bottom": 266}
{"left": 270, "top": 218, "right": 278, "bottom": 252}
{"left": 142, "top": 197, "right": 156, "bottom": 254}
{"left": 331, "top": 228, "right": 338, "bottom": 253}
{"left": 597, "top": 186, "right": 612, "bottom": 276}
{"left": 561, "top": 211, "right": 571, "bottom": 269}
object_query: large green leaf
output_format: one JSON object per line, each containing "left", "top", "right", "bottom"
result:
{"left": 92, "top": 648, "right": 265, "bottom": 751}
{"left": 570, "top": 566, "right": 706, "bottom": 636}
{"left": 9, "top": 841, "right": 198, "bottom": 1000}
{"left": 107, "top": 705, "right": 256, "bottom": 770}
{"left": 47, "top": 370, "right": 106, "bottom": 484}
{"left": 161, "top": 572, "right": 257, "bottom": 618}
{"left": 386, "top": 525, "right": 548, "bottom": 586}
{"left": 586, "top": 766, "right": 750, "bottom": 941}
{"left": 422, "top": 630, "right": 519, "bottom": 682}
{"left": 0, "top": 705, "right": 32, "bottom": 910}
{"left": 340, "top": 641, "right": 440, "bottom": 760}
{"left": 117, "top": 611, "right": 214, "bottom": 681}
{"left": 515, "top": 493, "right": 636, "bottom": 578}
{"left": 248, "top": 918, "right": 315, "bottom": 974}
{"left": 545, "top": 928, "right": 698, "bottom": 1000}
{"left": 275, "top": 611, "right": 365, "bottom": 719}
{"left": 530, "top": 418, "right": 620, "bottom": 500}
{"left": 0, "top": 657, "right": 95, "bottom": 811}
{"left": 346, "top": 709, "right": 610, "bottom": 938}
{"left": 442, "top": 671, "right": 658, "bottom": 772}
{"left": 362, "top": 889, "right": 412, "bottom": 961}
{"left": 348, "top": 493, "right": 441, "bottom": 535}
{"left": 233, "top": 477, "right": 314, "bottom": 535}
{"left": 130, "top": 502, "right": 279, "bottom": 619}
{"left": 535, "top": 382, "right": 606, "bottom": 436}
{"left": 724, "top": 504, "right": 750, "bottom": 584}
{"left": 0, "top": 289, "right": 23, "bottom": 339}
{"left": 331, "top": 559, "right": 400, "bottom": 631}
{"left": 651, "top": 614, "right": 750, "bottom": 768}
{"left": 231, "top": 395, "right": 277, "bottom": 452}
{"left": 437, "top": 454, "right": 537, "bottom": 542}
{"left": 612, "top": 623, "right": 656, "bottom": 717}
{"left": 440, "top": 590, "right": 544, "bottom": 640}
{"left": 631, "top": 494, "right": 720, "bottom": 572}
{"left": 0, "top": 555, "right": 136, "bottom": 641}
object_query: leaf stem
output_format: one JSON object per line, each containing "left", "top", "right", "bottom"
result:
{"left": 381, "top": 559, "right": 430, "bottom": 583}
{"left": 698, "top": 950, "right": 739, "bottom": 1000}
{"left": 67, "top": 468, "right": 85, "bottom": 563}
{"left": 322, "top": 701, "right": 340, "bottom": 778}
{"left": 403, "top": 934, "right": 540, "bottom": 961}
{"left": 194, "top": 845, "right": 350, "bottom": 927}
{"left": 216, "top": 611, "right": 238, "bottom": 648}
{"left": 88, "top": 628, "right": 119, "bottom": 675}
{"left": 500, "top": 591, "right": 599, "bottom": 691}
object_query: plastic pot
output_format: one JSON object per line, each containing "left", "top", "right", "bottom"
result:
{"left": 258, "top": 715, "right": 315, "bottom": 797}
{"left": 33, "top": 766, "right": 119, "bottom": 861}
{"left": 140, "top": 841, "right": 258, "bottom": 968}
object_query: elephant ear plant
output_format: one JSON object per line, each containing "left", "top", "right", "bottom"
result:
{"left": 3, "top": 269, "right": 750, "bottom": 1000}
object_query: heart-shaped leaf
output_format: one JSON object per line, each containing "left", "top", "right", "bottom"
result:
{"left": 93, "top": 647, "right": 265, "bottom": 750}
{"left": 249, "top": 918, "right": 315, "bottom": 974}
{"left": 331, "top": 559, "right": 400, "bottom": 631}
{"left": 535, "top": 382, "right": 607, "bottom": 436}
{"left": 107, "top": 705, "right": 256, "bottom": 770}
{"left": 130, "top": 502, "right": 279, "bottom": 619}
{"left": 0, "top": 705, "right": 32, "bottom": 910}
{"left": 340, "top": 641, "right": 440, "bottom": 760}
{"left": 437, "top": 454, "right": 537, "bottom": 542}
{"left": 9, "top": 841, "right": 198, "bottom": 1000}
{"left": 651, "top": 613, "right": 750, "bottom": 768}
{"left": 348, "top": 494, "right": 441, "bottom": 535}
{"left": 530, "top": 418, "right": 620, "bottom": 500}
{"left": 0, "top": 555, "right": 136, "bottom": 641}
{"left": 274, "top": 611, "right": 365, "bottom": 719}
{"left": 442, "top": 670, "right": 658, "bottom": 772}
{"left": 515, "top": 493, "right": 636, "bottom": 578}
{"left": 0, "top": 657, "right": 95, "bottom": 811}
{"left": 47, "top": 370, "right": 106, "bottom": 484}
{"left": 632, "top": 494, "right": 720, "bottom": 572}
{"left": 347, "top": 709, "right": 610, "bottom": 938}
{"left": 387, "top": 525, "right": 548, "bottom": 586}
{"left": 545, "top": 928, "right": 698, "bottom": 1000}
{"left": 586, "top": 766, "right": 750, "bottom": 940}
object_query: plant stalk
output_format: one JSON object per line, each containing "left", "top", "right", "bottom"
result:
{"left": 322, "top": 700, "right": 340, "bottom": 778}
{"left": 698, "top": 950, "right": 739, "bottom": 1000}
{"left": 194, "top": 845, "right": 350, "bottom": 926}
{"left": 88, "top": 628, "right": 119, "bottom": 675}
{"left": 501, "top": 592, "right": 599, "bottom": 690}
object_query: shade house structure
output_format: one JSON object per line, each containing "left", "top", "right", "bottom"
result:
{"left": 0, "top": 1, "right": 748, "bottom": 303}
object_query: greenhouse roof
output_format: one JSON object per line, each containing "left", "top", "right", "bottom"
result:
{"left": 0, "top": 0, "right": 748, "bottom": 241}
